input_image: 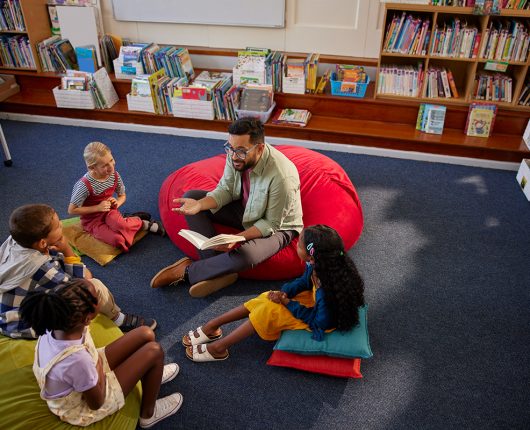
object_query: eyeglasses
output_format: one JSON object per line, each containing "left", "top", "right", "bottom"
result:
{"left": 223, "top": 142, "right": 259, "bottom": 160}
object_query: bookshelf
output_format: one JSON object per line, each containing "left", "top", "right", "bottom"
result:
{"left": 377, "top": 3, "right": 530, "bottom": 111}
{"left": 0, "top": 0, "right": 51, "bottom": 72}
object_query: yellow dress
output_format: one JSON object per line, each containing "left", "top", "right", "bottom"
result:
{"left": 244, "top": 284, "right": 317, "bottom": 341}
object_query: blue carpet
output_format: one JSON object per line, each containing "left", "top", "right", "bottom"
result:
{"left": 1, "top": 120, "right": 529, "bottom": 430}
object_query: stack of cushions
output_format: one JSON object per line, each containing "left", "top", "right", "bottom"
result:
{"left": 0, "top": 315, "right": 142, "bottom": 429}
{"left": 159, "top": 145, "right": 363, "bottom": 280}
{"left": 267, "top": 305, "right": 372, "bottom": 378}
{"left": 61, "top": 217, "right": 147, "bottom": 266}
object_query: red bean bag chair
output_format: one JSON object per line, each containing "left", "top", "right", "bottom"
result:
{"left": 159, "top": 145, "right": 363, "bottom": 280}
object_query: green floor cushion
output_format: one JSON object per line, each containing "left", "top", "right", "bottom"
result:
{"left": 0, "top": 314, "right": 141, "bottom": 429}
{"left": 273, "top": 305, "right": 373, "bottom": 359}
{"left": 61, "top": 217, "right": 147, "bottom": 266}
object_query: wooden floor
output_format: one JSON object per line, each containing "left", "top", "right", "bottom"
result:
{"left": 1, "top": 71, "right": 529, "bottom": 162}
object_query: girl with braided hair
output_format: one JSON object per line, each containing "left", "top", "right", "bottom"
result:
{"left": 183, "top": 224, "right": 365, "bottom": 362}
{"left": 20, "top": 279, "right": 183, "bottom": 428}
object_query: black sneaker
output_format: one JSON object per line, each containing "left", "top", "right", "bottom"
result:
{"left": 119, "top": 314, "right": 157, "bottom": 332}
{"left": 148, "top": 220, "right": 166, "bottom": 237}
{"left": 124, "top": 211, "right": 152, "bottom": 221}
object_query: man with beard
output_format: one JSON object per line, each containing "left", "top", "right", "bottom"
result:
{"left": 150, "top": 118, "right": 303, "bottom": 297}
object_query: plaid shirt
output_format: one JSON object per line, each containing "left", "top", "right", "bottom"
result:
{"left": 0, "top": 251, "right": 85, "bottom": 339}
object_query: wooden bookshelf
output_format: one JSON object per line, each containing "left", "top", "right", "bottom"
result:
{"left": 378, "top": 3, "right": 530, "bottom": 109}
{"left": 1, "top": 70, "right": 528, "bottom": 163}
{"left": 0, "top": 0, "right": 51, "bottom": 72}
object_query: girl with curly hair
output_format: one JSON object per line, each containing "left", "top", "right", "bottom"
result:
{"left": 183, "top": 224, "right": 365, "bottom": 362}
{"left": 20, "top": 279, "right": 183, "bottom": 428}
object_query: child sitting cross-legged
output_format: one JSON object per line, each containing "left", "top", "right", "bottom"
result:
{"left": 68, "top": 141, "right": 165, "bottom": 252}
{"left": 20, "top": 279, "right": 183, "bottom": 428}
{"left": 182, "top": 224, "right": 365, "bottom": 362}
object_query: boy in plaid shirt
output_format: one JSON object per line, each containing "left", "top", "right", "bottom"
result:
{"left": 0, "top": 204, "right": 156, "bottom": 339}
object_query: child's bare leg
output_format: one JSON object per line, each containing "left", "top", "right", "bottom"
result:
{"left": 201, "top": 320, "right": 256, "bottom": 359}
{"left": 112, "top": 340, "right": 164, "bottom": 419}
{"left": 104, "top": 326, "right": 155, "bottom": 370}
{"left": 184, "top": 305, "right": 250, "bottom": 345}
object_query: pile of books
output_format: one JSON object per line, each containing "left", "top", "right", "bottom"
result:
{"left": 305, "top": 53, "right": 320, "bottom": 94}
{"left": 37, "top": 36, "right": 78, "bottom": 72}
{"left": 479, "top": 20, "right": 530, "bottom": 62}
{"left": 54, "top": 68, "right": 119, "bottom": 110}
{"left": 185, "top": 70, "right": 233, "bottom": 119}
{"left": 415, "top": 104, "right": 447, "bottom": 135}
{"left": 233, "top": 48, "right": 271, "bottom": 85}
{"left": 430, "top": 19, "right": 480, "bottom": 59}
{"left": 271, "top": 108, "right": 312, "bottom": 127}
{"left": 0, "top": 34, "right": 35, "bottom": 69}
{"left": 99, "top": 34, "right": 121, "bottom": 73}
{"left": 423, "top": 67, "right": 459, "bottom": 98}
{"left": 377, "top": 63, "right": 424, "bottom": 97}
{"left": 472, "top": 72, "right": 513, "bottom": 102}
{"left": 0, "top": 0, "right": 26, "bottom": 31}
{"left": 517, "top": 80, "right": 530, "bottom": 105}
{"left": 235, "top": 83, "right": 275, "bottom": 122}
{"left": 383, "top": 12, "right": 431, "bottom": 56}
{"left": 465, "top": 102, "right": 497, "bottom": 137}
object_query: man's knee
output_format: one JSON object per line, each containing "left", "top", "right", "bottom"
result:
{"left": 183, "top": 189, "right": 208, "bottom": 200}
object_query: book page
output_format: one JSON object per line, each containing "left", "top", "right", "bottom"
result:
{"left": 178, "top": 229, "right": 245, "bottom": 250}
{"left": 178, "top": 229, "right": 209, "bottom": 249}
{"left": 93, "top": 68, "right": 119, "bottom": 108}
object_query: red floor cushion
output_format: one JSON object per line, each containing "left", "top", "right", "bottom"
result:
{"left": 159, "top": 145, "right": 363, "bottom": 280}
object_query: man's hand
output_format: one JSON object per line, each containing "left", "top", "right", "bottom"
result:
{"left": 172, "top": 198, "right": 202, "bottom": 215}
{"left": 212, "top": 242, "right": 240, "bottom": 253}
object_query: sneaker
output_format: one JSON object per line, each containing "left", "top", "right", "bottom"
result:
{"left": 148, "top": 219, "right": 166, "bottom": 237}
{"left": 119, "top": 313, "right": 158, "bottom": 332}
{"left": 162, "top": 363, "right": 179, "bottom": 384}
{"left": 138, "top": 393, "right": 183, "bottom": 429}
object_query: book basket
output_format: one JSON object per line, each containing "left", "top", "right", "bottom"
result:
{"left": 330, "top": 73, "right": 369, "bottom": 98}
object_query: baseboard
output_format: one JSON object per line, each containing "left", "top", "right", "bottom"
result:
{"left": 0, "top": 112, "right": 520, "bottom": 171}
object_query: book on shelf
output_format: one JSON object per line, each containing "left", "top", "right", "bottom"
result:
{"left": 178, "top": 229, "right": 245, "bottom": 251}
{"left": 465, "top": 102, "right": 497, "bottom": 137}
{"left": 415, "top": 104, "right": 447, "bottom": 135}
{"left": 271, "top": 108, "right": 312, "bottom": 127}
{"left": 238, "top": 84, "right": 273, "bottom": 112}
{"left": 75, "top": 45, "right": 97, "bottom": 73}
{"left": 315, "top": 70, "right": 331, "bottom": 94}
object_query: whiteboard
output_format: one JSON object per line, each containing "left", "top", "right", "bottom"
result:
{"left": 111, "top": 0, "right": 285, "bottom": 28}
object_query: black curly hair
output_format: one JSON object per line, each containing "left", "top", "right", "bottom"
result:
{"left": 302, "top": 225, "right": 365, "bottom": 331}
{"left": 20, "top": 279, "right": 98, "bottom": 336}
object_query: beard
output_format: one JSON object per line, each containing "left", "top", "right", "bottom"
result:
{"left": 231, "top": 157, "right": 253, "bottom": 171}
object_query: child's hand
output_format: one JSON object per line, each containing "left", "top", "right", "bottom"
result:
{"left": 107, "top": 197, "right": 118, "bottom": 209}
{"left": 268, "top": 290, "right": 284, "bottom": 303}
{"left": 97, "top": 200, "right": 112, "bottom": 212}
{"left": 48, "top": 235, "right": 74, "bottom": 257}
{"left": 279, "top": 293, "right": 290, "bottom": 306}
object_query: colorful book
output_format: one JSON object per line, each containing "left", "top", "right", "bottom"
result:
{"left": 416, "top": 104, "right": 447, "bottom": 135}
{"left": 465, "top": 102, "right": 497, "bottom": 137}
{"left": 75, "top": 45, "right": 97, "bottom": 73}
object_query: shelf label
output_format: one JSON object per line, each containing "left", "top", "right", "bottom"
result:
{"left": 484, "top": 61, "right": 508, "bottom": 73}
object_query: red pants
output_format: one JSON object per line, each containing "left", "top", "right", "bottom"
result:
{"left": 82, "top": 209, "right": 142, "bottom": 252}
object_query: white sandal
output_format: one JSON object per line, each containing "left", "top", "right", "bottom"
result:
{"left": 186, "top": 344, "right": 229, "bottom": 362}
{"left": 181, "top": 326, "right": 222, "bottom": 347}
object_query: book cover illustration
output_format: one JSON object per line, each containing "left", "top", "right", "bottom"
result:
{"left": 466, "top": 103, "right": 497, "bottom": 137}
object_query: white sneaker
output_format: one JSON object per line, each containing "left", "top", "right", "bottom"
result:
{"left": 138, "top": 393, "right": 183, "bottom": 429}
{"left": 161, "top": 363, "right": 179, "bottom": 384}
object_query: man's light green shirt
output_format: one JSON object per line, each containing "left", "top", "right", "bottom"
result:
{"left": 207, "top": 143, "right": 303, "bottom": 237}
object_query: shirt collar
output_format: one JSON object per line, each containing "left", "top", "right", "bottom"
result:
{"left": 250, "top": 143, "right": 270, "bottom": 176}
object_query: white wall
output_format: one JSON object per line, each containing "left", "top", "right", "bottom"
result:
{"left": 101, "top": 0, "right": 388, "bottom": 58}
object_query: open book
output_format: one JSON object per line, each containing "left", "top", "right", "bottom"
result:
{"left": 178, "top": 229, "right": 245, "bottom": 250}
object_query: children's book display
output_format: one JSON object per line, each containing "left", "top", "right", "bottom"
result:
{"left": 99, "top": 33, "right": 121, "bottom": 73}
{"left": 415, "top": 103, "right": 447, "bottom": 135}
{"left": 472, "top": 72, "right": 513, "bottom": 102}
{"left": 377, "top": 63, "right": 424, "bottom": 97}
{"left": 282, "top": 56, "right": 306, "bottom": 94}
{"left": 37, "top": 36, "right": 78, "bottom": 72}
{"left": 235, "top": 83, "right": 275, "bottom": 122}
{"left": 271, "top": 108, "right": 312, "bottom": 127}
{"left": 0, "top": 34, "right": 35, "bottom": 69}
{"left": 423, "top": 67, "right": 459, "bottom": 98}
{"left": 178, "top": 229, "right": 245, "bottom": 250}
{"left": 113, "top": 43, "right": 147, "bottom": 79}
{"left": 465, "top": 102, "right": 497, "bottom": 137}
{"left": 232, "top": 48, "right": 270, "bottom": 85}
{"left": 75, "top": 45, "right": 97, "bottom": 73}
{"left": 171, "top": 70, "right": 232, "bottom": 120}
{"left": 53, "top": 68, "right": 118, "bottom": 110}
{"left": 330, "top": 65, "right": 370, "bottom": 98}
